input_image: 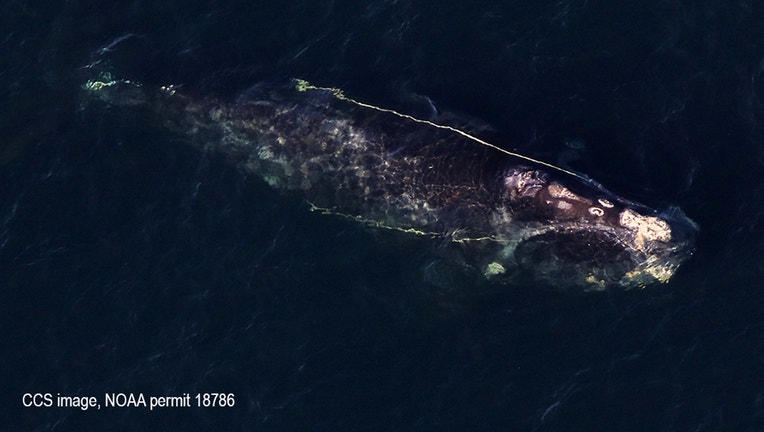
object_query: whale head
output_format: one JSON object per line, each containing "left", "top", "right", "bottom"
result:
{"left": 491, "top": 167, "right": 697, "bottom": 289}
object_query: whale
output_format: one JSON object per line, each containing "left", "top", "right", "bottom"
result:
{"left": 83, "top": 77, "right": 697, "bottom": 289}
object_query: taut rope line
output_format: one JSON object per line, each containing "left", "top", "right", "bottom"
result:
{"left": 294, "top": 79, "right": 593, "bottom": 185}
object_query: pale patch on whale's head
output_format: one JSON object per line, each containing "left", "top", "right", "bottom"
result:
{"left": 493, "top": 167, "right": 697, "bottom": 290}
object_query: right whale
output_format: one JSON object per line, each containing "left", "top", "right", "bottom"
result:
{"left": 83, "top": 77, "right": 697, "bottom": 290}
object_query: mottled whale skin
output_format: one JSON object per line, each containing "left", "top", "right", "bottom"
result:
{"left": 84, "top": 78, "right": 696, "bottom": 289}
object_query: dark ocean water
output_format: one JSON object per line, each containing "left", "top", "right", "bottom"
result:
{"left": 2, "top": 1, "right": 764, "bottom": 431}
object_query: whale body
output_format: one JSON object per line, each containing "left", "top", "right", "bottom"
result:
{"left": 83, "top": 77, "right": 696, "bottom": 289}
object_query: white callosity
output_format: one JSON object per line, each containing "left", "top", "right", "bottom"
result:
{"left": 618, "top": 209, "right": 672, "bottom": 250}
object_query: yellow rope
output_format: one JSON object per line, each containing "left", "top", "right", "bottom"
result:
{"left": 294, "top": 79, "right": 590, "bottom": 182}
{"left": 307, "top": 202, "right": 497, "bottom": 243}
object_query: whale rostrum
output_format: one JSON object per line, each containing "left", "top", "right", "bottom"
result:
{"left": 83, "top": 77, "right": 697, "bottom": 289}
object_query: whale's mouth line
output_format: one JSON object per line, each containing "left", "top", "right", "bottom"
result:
{"left": 507, "top": 217, "right": 694, "bottom": 288}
